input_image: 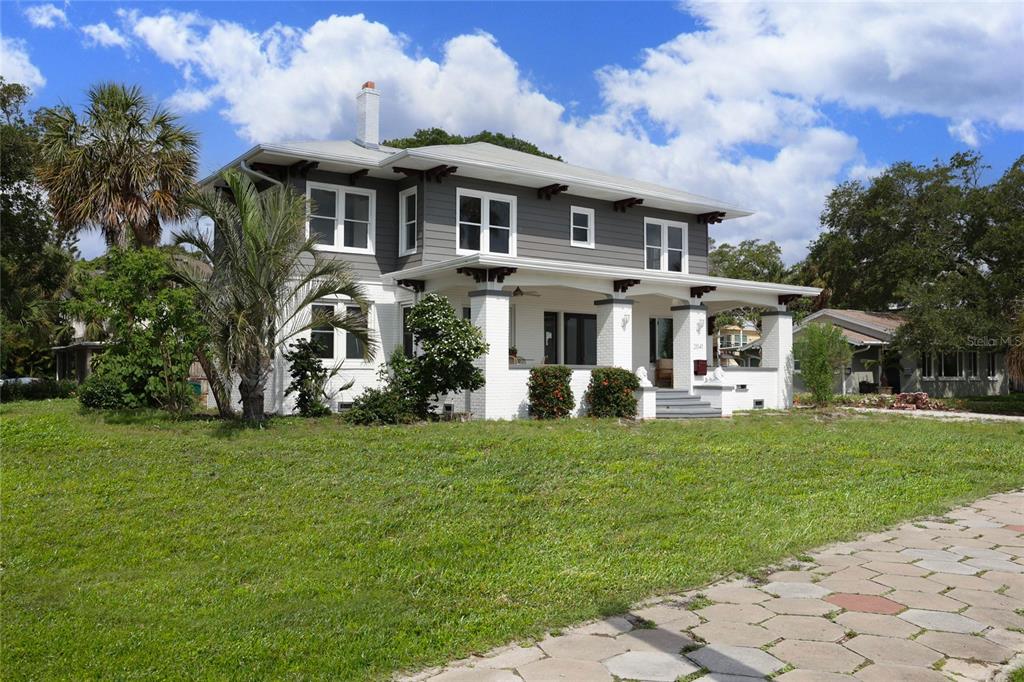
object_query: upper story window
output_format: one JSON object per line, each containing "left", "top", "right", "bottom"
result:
{"left": 399, "top": 187, "right": 417, "bottom": 256}
{"left": 307, "top": 181, "right": 375, "bottom": 254}
{"left": 456, "top": 188, "right": 516, "bottom": 256}
{"left": 570, "top": 206, "right": 595, "bottom": 248}
{"left": 644, "top": 218, "right": 687, "bottom": 273}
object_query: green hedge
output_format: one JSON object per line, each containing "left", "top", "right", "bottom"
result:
{"left": 528, "top": 365, "right": 575, "bottom": 419}
{"left": 584, "top": 367, "right": 640, "bottom": 418}
{"left": 0, "top": 379, "right": 76, "bottom": 403}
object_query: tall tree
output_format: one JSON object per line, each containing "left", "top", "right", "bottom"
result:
{"left": 806, "top": 152, "right": 1024, "bottom": 353}
{"left": 709, "top": 239, "right": 787, "bottom": 282}
{"left": 383, "top": 127, "right": 562, "bottom": 161}
{"left": 0, "top": 78, "right": 75, "bottom": 377}
{"left": 36, "top": 83, "right": 198, "bottom": 249}
{"left": 175, "top": 169, "right": 376, "bottom": 421}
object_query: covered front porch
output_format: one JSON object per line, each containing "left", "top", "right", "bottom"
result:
{"left": 386, "top": 254, "right": 819, "bottom": 419}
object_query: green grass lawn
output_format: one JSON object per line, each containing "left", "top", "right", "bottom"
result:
{"left": 3, "top": 400, "right": 1023, "bottom": 680}
{"left": 944, "top": 392, "right": 1024, "bottom": 416}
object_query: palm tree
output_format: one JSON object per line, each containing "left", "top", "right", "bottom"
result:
{"left": 174, "top": 168, "right": 376, "bottom": 421}
{"left": 36, "top": 83, "right": 198, "bottom": 248}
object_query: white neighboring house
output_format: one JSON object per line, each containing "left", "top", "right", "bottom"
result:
{"left": 201, "top": 82, "right": 820, "bottom": 419}
{"left": 789, "top": 309, "right": 1010, "bottom": 398}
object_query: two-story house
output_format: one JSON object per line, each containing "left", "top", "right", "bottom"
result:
{"left": 201, "top": 83, "right": 820, "bottom": 419}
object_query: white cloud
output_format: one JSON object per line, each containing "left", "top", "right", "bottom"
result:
{"left": 122, "top": 4, "right": 1024, "bottom": 262}
{"left": 82, "top": 22, "right": 130, "bottom": 50}
{"left": 947, "top": 119, "right": 980, "bottom": 147}
{"left": 0, "top": 37, "right": 46, "bottom": 90}
{"left": 24, "top": 3, "right": 69, "bottom": 29}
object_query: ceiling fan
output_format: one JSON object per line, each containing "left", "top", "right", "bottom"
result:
{"left": 512, "top": 286, "right": 541, "bottom": 297}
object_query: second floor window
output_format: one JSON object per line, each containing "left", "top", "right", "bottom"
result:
{"left": 457, "top": 188, "right": 516, "bottom": 256}
{"left": 399, "top": 187, "right": 417, "bottom": 256}
{"left": 644, "top": 218, "right": 687, "bottom": 273}
{"left": 308, "top": 182, "right": 375, "bottom": 254}
{"left": 570, "top": 206, "right": 595, "bottom": 248}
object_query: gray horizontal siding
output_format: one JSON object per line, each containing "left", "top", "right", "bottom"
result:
{"left": 421, "top": 176, "right": 709, "bottom": 274}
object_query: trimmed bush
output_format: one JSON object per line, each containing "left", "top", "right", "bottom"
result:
{"left": 78, "top": 370, "right": 135, "bottom": 409}
{"left": 344, "top": 387, "right": 416, "bottom": 426}
{"left": 584, "top": 367, "right": 641, "bottom": 418}
{"left": 528, "top": 365, "right": 575, "bottom": 419}
{"left": 0, "top": 379, "right": 76, "bottom": 403}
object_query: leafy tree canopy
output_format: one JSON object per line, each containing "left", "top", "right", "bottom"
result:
{"left": 0, "top": 78, "right": 76, "bottom": 378}
{"left": 804, "top": 152, "right": 1024, "bottom": 353}
{"left": 709, "top": 238, "right": 787, "bottom": 282}
{"left": 383, "top": 127, "right": 562, "bottom": 161}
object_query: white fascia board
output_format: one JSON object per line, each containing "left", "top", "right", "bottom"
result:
{"left": 379, "top": 148, "right": 754, "bottom": 219}
{"left": 198, "top": 143, "right": 393, "bottom": 187}
{"left": 383, "top": 253, "right": 821, "bottom": 297}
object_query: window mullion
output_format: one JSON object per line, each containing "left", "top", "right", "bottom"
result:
{"left": 336, "top": 193, "right": 344, "bottom": 248}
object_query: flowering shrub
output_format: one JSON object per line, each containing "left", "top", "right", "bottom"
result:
{"left": 585, "top": 367, "right": 640, "bottom": 418}
{"left": 528, "top": 365, "right": 574, "bottom": 419}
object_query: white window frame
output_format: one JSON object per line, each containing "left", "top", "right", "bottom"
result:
{"left": 936, "top": 351, "right": 962, "bottom": 380}
{"left": 306, "top": 181, "right": 376, "bottom": 255}
{"left": 398, "top": 186, "right": 417, "bottom": 257}
{"left": 569, "top": 206, "right": 595, "bottom": 249}
{"left": 308, "top": 300, "right": 374, "bottom": 368}
{"left": 986, "top": 352, "right": 998, "bottom": 379}
{"left": 643, "top": 218, "right": 688, "bottom": 273}
{"left": 920, "top": 352, "right": 934, "bottom": 379}
{"left": 455, "top": 188, "right": 517, "bottom": 256}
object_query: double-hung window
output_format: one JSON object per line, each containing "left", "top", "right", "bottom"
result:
{"left": 399, "top": 187, "right": 417, "bottom": 256}
{"left": 644, "top": 218, "right": 687, "bottom": 272}
{"left": 920, "top": 352, "right": 934, "bottom": 378}
{"left": 986, "top": 352, "right": 998, "bottom": 378}
{"left": 307, "top": 182, "right": 375, "bottom": 253}
{"left": 310, "top": 302, "right": 369, "bottom": 361}
{"left": 570, "top": 206, "right": 595, "bottom": 248}
{"left": 456, "top": 188, "right": 516, "bottom": 255}
{"left": 938, "top": 352, "right": 959, "bottom": 378}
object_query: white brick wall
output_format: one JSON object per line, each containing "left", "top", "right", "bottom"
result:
{"left": 672, "top": 304, "right": 707, "bottom": 392}
{"left": 595, "top": 299, "right": 633, "bottom": 369}
{"left": 760, "top": 311, "right": 794, "bottom": 407}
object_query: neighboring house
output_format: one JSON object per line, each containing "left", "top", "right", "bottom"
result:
{"left": 715, "top": 321, "right": 760, "bottom": 367}
{"left": 790, "top": 309, "right": 1010, "bottom": 398}
{"left": 201, "top": 82, "right": 820, "bottom": 419}
{"left": 51, "top": 320, "right": 103, "bottom": 383}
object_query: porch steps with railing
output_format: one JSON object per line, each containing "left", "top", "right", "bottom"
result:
{"left": 655, "top": 388, "right": 722, "bottom": 419}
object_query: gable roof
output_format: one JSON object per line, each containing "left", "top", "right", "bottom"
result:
{"left": 796, "top": 308, "right": 906, "bottom": 346}
{"left": 202, "top": 140, "right": 753, "bottom": 219}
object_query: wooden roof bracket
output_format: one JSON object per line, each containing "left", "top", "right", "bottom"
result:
{"left": 537, "top": 183, "right": 569, "bottom": 200}
{"left": 613, "top": 278, "right": 641, "bottom": 293}
{"left": 396, "top": 279, "right": 425, "bottom": 293}
{"left": 697, "top": 211, "right": 726, "bottom": 224}
{"left": 690, "top": 285, "right": 717, "bottom": 299}
{"left": 613, "top": 197, "right": 644, "bottom": 212}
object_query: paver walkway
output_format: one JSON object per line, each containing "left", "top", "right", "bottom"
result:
{"left": 399, "top": 491, "right": 1024, "bottom": 682}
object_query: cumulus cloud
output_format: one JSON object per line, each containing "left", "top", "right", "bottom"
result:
{"left": 121, "top": 4, "right": 1024, "bottom": 261}
{"left": 82, "top": 22, "right": 130, "bottom": 49}
{"left": 24, "top": 3, "right": 69, "bottom": 29}
{"left": 0, "top": 37, "right": 46, "bottom": 90}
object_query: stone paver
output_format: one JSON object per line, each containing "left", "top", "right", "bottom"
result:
{"left": 603, "top": 651, "right": 700, "bottom": 681}
{"left": 762, "top": 597, "right": 835, "bottom": 616}
{"left": 825, "top": 593, "right": 905, "bottom": 614}
{"left": 836, "top": 611, "right": 920, "bottom": 638}
{"left": 844, "top": 635, "right": 942, "bottom": 667}
{"left": 916, "top": 632, "right": 1013, "bottom": 663}
{"left": 771, "top": 640, "right": 865, "bottom": 673}
{"left": 762, "top": 581, "right": 832, "bottom": 599}
{"left": 898, "top": 608, "right": 985, "bottom": 634}
{"left": 687, "top": 644, "right": 786, "bottom": 677}
{"left": 691, "top": 621, "right": 775, "bottom": 647}
{"left": 415, "top": 490, "right": 1024, "bottom": 682}
{"left": 764, "top": 614, "right": 846, "bottom": 642}
{"left": 517, "top": 658, "right": 611, "bottom": 682}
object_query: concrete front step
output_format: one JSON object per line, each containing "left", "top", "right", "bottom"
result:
{"left": 655, "top": 410, "right": 722, "bottom": 419}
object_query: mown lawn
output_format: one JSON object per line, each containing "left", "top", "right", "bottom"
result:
{"left": 3, "top": 400, "right": 1023, "bottom": 680}
{"left": 946, "top": 392, "right": 1024, "bottom": 416}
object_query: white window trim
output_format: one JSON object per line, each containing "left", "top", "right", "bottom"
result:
{"left": 398, "top": 186, "right": 417, "bottom": 257}
{"left": 569, "top": 206, "right": 595, "bottom": 249}
{"left": 643, "top": 217, "right": 689, "bottom": 273}
{"left": 309, "top": 299, "right": 374, "bottom": 368}
{"left": 455, "top": 187, "right": 518, "bottom": 256}
{"left": 306, "top": 181, "right": 376, "bottom": 255}
{"left": 986, "top": 352, "right": 999, "bottom": 379}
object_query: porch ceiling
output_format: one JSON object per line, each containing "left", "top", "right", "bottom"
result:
{"left": 384, "top": 254, "right": 820, "bottom": 308}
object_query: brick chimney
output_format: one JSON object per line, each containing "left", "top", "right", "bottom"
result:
{"left": 356, "top": 81, "right": 380, "bottom": 149}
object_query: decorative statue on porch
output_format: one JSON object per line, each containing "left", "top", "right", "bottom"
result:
{"left": 703, "top": 366, "right": 727, "bottom": 384}
{"left": 635, "top": 366, "right": 653, "bottom": 388}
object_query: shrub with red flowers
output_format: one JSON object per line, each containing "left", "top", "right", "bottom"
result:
{"left": 527, "top": 365, "right": 575, "bottom": 419}
{"left": 584, "top": 367, "right": 640, "bottom": 418}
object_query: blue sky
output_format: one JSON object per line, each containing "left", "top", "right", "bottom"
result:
{"left": 3, "top": 1, "right": 1023, "bottom": 261}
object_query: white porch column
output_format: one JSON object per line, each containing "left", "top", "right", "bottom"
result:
{"left": 761, "top": 309, "right": 794, "bottom": 407}
{"left": 672, "top": 303, "right": 707, "bottom": 392}
{"left": 469, "top": 286, "right": 511, "bottom": 419}
{"left": 594, "top": 297, "right": 634, "bottom": 369}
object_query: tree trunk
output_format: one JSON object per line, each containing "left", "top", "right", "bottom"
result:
{"left": 196, "top": 347, "right": 233, "bottom": 418}
{"left": 238, "top": 373, "right": 266, "bottom": 422}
